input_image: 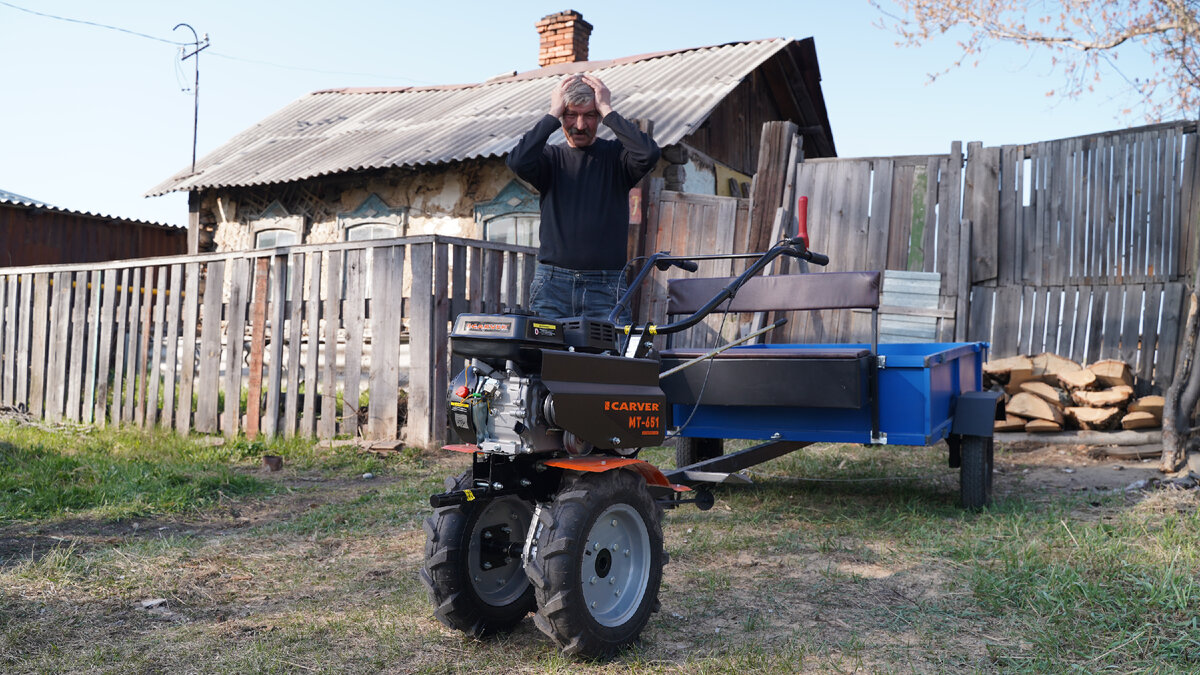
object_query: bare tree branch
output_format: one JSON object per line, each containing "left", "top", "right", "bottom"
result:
{"left": 873, "top": 0, "right": 1200, "bottom": 121}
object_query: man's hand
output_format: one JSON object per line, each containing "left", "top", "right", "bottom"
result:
{"left": 581, "top": 74, "right": 613, "bottom": 117}
{"left": 548, "top": 75, "right": 578, "bottom": 118}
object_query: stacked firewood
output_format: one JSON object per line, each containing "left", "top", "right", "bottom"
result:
{"left": 984, "top": 353, "right": 1164, "bottom": 433}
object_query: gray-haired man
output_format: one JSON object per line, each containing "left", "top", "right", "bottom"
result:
{"left": 506, "top": 74, "right": 660, "bottom": 326}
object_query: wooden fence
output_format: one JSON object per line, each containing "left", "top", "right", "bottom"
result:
{"left": 0, "top": 236, "right": 536, "bottom": 447}
{"left": 2, "top": 121, "right": 1197, "bottom": 445}
{"left": 771, "top": 121, "right": 1199, "bottom": 394}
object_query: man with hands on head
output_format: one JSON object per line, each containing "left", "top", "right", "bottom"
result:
{"left": 506, "top": 73, "right": 661, "bottom": 327}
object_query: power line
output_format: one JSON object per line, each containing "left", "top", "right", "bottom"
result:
{"left": 0, "top": 1, "right": 432, "bottom": 85}
{"left": 0, "top": 1, "right": 185, "bottom": 45}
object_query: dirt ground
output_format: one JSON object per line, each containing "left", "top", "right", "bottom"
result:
{"left": 3, "top": 434, "right": 1196, "bottom": 672}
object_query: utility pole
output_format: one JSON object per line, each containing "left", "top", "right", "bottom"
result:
{"left": 173, "top": 23, "right": 209, "bottom": 174}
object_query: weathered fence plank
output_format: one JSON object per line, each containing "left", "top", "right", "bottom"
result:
{"left": 432, "top": 243, "right": 450, "bottom": 440}
{"left": 176, "top": 264, "right": 200, "bottom": 434}
{"left": 341, "top": 249, "right": 365, "bottom": 438}
{"left": 195, "top": 261, "right": 225, "bottom": 433}
{"left": 1157, "top": 282, "right": 1186, "bottom": 390}
{"left": 263, "top": 253, "right": 288, "bottom": 438}
{"left": 1, "top": 276, "right": 14, "bottom": 406}
{"left": 368, "top": 245, "right": 403, "bottom": 441}
{"left": 246, "top": 257, "right": 271, "bottom": 439}
{"left": 319, "top": 251, "right": 341, "bottom": 439}
{"left": 1118, "top": 286, "right": 1142, "bottom": 367}
{"left": 135, "top": 268, "right": 154, "bottom": 425}
{"left": 409, "top": 243, "right": 434, "bottom": 446}
{"left": 283, "top": 252, "right": 306, "bottom": 437}
{"left": 82, "top": 270, "right": 102, "bottom": 423}
{"left": 1139, "top": 283, "right": 1164, "bottom": 393}
{"left": 162, "top": 263, "right": 182, "bottom": 430}
{"left": 67, "top": 269, "right": 90, "bottom": 421}
{"left": 146, "top": 267, "right": 168, "bottom": 427}
{"left": 28, "top": 273, "right": 51, "bottom": 419}
{"left": 301, "top": 252, "right": 321, "bottom": 437}
{"left": 222, "top": 258, "right": 249, "bottom": 438}
{"left": 122, "top": 267, "right": 142, "bottom": 424}
{"left": 47, "top": 271, "right": 70, "bottom": 422}
{"left": 95, "top": 269, "right": 118, "bottom": 426}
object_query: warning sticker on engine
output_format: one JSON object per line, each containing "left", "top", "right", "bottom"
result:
{"left": 463, "top": 319, "right": 513, "bottom": 335}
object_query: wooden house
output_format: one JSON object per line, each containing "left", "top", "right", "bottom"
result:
{"left": 149, "top": 10, "right": 836, "bottom": 255}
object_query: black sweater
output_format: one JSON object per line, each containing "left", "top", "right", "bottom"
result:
{"left": 506, "top": 112, "right": 660, "bottom": 270}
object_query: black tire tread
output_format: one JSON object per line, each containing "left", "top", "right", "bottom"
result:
{"left": 676, "top": 437, "right": 723, "bottom": 469}
{"left": 527, "top": 469, "right": 665, "bottom": 659}
{"left": 960, "top": 435, "right": 994, "bottom": 510}
{"left": 421, "top": 471, "right": 535, "bottom": 636}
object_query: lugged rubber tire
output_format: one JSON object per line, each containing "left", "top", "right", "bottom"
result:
{"left": 675, "top": 437, "right": 723, "bottom": 469}
{"left": 960, "top": 435, "right": 995, "bottom": 510}
{"left": 525, "top": 469, "right": 665, "bottom": 659}
{"left": 421, "top": 471, "right": 536, "bottom": 636}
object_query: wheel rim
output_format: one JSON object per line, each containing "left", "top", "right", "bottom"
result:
{"left": 467, "top": 496, "right": 533, "bottom": 607}
{"left": 580, "top": 503, "right": 651, "bottom": 627}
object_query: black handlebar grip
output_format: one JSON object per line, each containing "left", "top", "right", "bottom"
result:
{"left": 675, "top": 259, "right": 699, "bottom": 272}
{"left": 804, "top": 251, "right": 830, "bottom": 266}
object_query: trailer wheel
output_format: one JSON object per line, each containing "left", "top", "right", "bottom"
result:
{"left": 525, "top": 469, "right": 664, "bottom": 658}
{"left": 421, "top": 471, "right": 536, "bottom": 636}
{"left": 676, "top": 437, "right": 723, "bottom": 469}
{"left": 960, "top": 435, "right": 994, "bottom": 509}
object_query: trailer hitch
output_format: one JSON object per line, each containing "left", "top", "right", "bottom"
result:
{"left": 658, "top": 488, "right": 715, "bottom": 511}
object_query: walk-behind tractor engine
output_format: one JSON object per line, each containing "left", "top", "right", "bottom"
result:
{"left": 446, "top": 313, "right": 666, "bottom": 457}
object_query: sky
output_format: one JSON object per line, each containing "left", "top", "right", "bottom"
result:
{"left": 0, "top": 1, "right": 1164, "bottom": 228}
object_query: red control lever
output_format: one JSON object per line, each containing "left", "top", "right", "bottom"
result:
{"left": 796, "top": 195, "right": 809, "bottom": 247}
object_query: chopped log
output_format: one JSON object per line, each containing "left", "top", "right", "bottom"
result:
{"left": 1032, "top": 352, "right": 1082, "bottom": 384}
{"left": 1057, "top": 368, "right": 1098, "bottom": 391}
{"left": 1003, "top": 368, "right": 1037, "bottom": 396}
{"left": 1018, "top": 381, "right": 1070, "bottom": 407}
{"left": 1025, "top": 419, "right": 1063, "bottom": 433}
{"left": 1088, "top": 359, "right": 1133, "bottom": 387}
{"left": 994, "top": 415, "right": 1028, "bottom": 432}
{"left": 1008, "top": 392, "right": 1064, "bottom": 424}
{"left": 1128, "top": 395, "right": 1165, "bottom": 419}
{"left": 1121, "top": 411, "right": 1160, "bottom": 430}
{"left": 1066, "top": 406, "right": 1122, "bottom": 430}
{"left": 1071, "top": 386, "right": 1134, "bottom": 408}
{"left": 983, "top": 354, "right": 1033, "bottom": 379}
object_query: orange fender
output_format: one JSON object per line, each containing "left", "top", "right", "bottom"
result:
{"left": 543, "top": 457, "right": 691, "bottom": 493}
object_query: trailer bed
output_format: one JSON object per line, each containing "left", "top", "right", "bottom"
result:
{"left": 662, "top": 341, "right": 988, "bottom": 446}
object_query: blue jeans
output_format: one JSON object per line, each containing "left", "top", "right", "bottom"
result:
{"left": 528, "top": 263, "right": 631, "bottom": 326}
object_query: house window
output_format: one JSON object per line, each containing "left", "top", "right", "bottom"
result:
{"left": 337, "top": 196, "right": 406, "bottom": 299}
{"left": 255, "top": 228, "right": 298, "bottom": 249}
{"left": 483, "top": 214, "right": 539, "bottom": 247}
{"left": 475, "top": 180, "right": 541, "bottom": 248}
{"left": 346, "top": 223, "right": 400, "bottom": 242}
{"left": 337, "top": 194, "right": 407, "bottom": 241}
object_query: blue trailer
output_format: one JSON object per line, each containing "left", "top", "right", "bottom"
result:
{"left": 652, "top": 266, "right": 1004, "bottom": 509}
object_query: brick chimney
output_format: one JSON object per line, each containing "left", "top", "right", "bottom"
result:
{"left": 536, "top": 10, "right": 592, "bottom": 67}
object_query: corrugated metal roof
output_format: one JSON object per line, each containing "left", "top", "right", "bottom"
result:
{"left": 150, "top": 39, "right": 805, "bottom": 196}
{"left": 1, "top": 189, "right": 181, "bottom": 229}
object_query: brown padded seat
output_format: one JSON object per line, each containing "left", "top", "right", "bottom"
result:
{"left": 666, "top": 271, "right": 881, "bottom": 315}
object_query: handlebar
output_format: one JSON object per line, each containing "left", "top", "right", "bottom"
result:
{"left": 655, "top": 257, "right": 698, "bottom": 273}
{"left": 637, "top": 238, "right": 826, "bottom": 337}
{"left": 606, "top": 239, "right": 828, "bottom": 331}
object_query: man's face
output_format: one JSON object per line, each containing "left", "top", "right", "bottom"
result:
{"left": 562, "top": 102, "right": 601, "bottom": 148}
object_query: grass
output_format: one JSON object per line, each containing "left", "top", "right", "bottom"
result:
{"left": 1, "top": 423, "right": 1198, "bottom": 673}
